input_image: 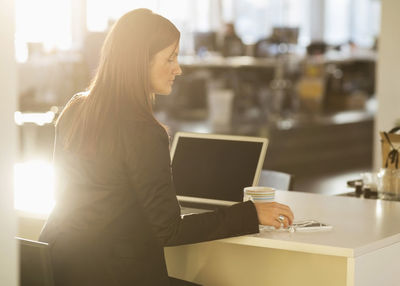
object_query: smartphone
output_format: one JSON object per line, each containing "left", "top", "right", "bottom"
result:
{"left": 292, "top": 221, "right": 332, "bottom": 232}
{"left": 260, "top": 220, "right": 333, "bottom": 232}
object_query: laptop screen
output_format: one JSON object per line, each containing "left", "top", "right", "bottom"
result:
{"left": 171, "top": 132, "right": 268, "bottom": 204}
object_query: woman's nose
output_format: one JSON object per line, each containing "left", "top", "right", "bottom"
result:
{"left": 174, "top": 63, "right": 182, "bottom": 76}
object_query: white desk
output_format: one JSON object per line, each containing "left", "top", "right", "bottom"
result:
{"left": 165, "top": 190, "right": 400, "bottom": 286}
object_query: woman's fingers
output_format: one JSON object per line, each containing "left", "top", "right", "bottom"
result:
{"left": 272, "top": 203, "right": 294, "bottom": 224}
{"left": 254, "top": 202, "right": 295, "bottom": 228}
{"left": 276, "top": 215, "right": 290, "bottom": 228}
{"left": 277, "top": 207, "right": 294, "bottom": 225}
{"left": 271, "top": 220, "right": 281, "bottom": 229}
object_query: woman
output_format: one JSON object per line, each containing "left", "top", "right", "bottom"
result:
{"left": 39, "top": 8, "right": 294, "bottom": 286}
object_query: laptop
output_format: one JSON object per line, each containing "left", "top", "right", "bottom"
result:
{"left": 170, "top": 132, "right": 268, "bottom": 215}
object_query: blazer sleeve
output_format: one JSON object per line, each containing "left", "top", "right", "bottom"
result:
{"left": 122, "top": 122, "right": 259, "bottom": 246}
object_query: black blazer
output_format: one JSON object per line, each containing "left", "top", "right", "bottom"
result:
{"left": 39, "top": 97, "right": 259, "bottom": 285}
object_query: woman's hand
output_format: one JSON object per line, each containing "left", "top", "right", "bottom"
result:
{"left": 254, "top": 202, "right": 294, "bottom": 229}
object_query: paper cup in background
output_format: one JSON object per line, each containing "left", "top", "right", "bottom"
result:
{"left": 207, "top": 88, "right": 234, "bottom": 131}
{"left": 243, "top": 186, "right": 275, "bottom": 203}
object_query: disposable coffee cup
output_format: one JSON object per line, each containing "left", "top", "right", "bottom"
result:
{"left": 207, "top": 88, "right": 234, "bottom": 131}
{"left": 243, "top": 186, "right": 275, "bottom": 203}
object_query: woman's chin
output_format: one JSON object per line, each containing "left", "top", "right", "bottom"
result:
{"left": 155, "top": 88, "right": 172, "bottom": 96}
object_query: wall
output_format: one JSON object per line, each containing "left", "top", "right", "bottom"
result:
{"left": 374, "top": 0, "right": 400, "bottom": 170}
{"left": 0, "top": 0, "right": 18, "bottom": 284}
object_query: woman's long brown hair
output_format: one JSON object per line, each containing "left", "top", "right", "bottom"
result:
{"left": 58, "top": 9, "right": 180, "bottom": 156}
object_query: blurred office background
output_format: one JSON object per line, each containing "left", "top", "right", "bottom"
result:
{"left": 4, "top": 0, "right": 398, "bottom": 216}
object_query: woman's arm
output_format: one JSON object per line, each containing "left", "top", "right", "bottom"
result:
{"left": 123, "top": 122, "right": 259, "bottom": 246}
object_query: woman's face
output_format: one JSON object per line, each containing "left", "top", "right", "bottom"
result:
{"left": 150, "top": 41, "right": 182, "bottom": 95}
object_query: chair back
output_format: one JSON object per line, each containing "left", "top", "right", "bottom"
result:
{"left": 259, "top": 169, "right": 294, "bottom": 191}
{"left": 17, "top": 237, "right": 55, "bottom": 286}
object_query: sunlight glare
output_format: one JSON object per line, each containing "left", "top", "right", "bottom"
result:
{"left": 14, "top": 161, "right": 55, "bottom": 215}
{"left": 14, "top": 111, "right": 55, "bottom": 126}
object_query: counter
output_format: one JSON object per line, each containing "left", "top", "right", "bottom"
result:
{"left": 165, "top": 190, "right": 400, "bottom": 286}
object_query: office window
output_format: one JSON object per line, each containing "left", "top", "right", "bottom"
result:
{"left": 325, "top": 0, "right": 380, "bottom": 47}
{"left": 233, "top": 0, "right": 311, "bottom": 45}
{"left": 86, "top": 0, "right": 158, "bottom": 32}
{"left": 324, "top": 0, "right": 351, "bottom": 45}
{"left": 233, "top": 0, "right": 270, "bottom": 44}
{"left": 222, "top": 0, "right": 235, "bottom": 23}
{"left": 86, "top": 0, "right": 207, "bottom": 32}
{"left": 370, "top": 0, "right": 381, "bottom": 38}
{"left": 282, "top": 0, "right": 311, "bottom": 46}
{"left": 352, "top": 0, "right": 380, "bottom": 47}
{"left": 15, "top": 0, "right": 71, "bottom": 61}
{"left": 158, "top": 0, "right": 191, "bottom": 26}
{"left": 86, "top": 0, "right": 210, "bottom": 55}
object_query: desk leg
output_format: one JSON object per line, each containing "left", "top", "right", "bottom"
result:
{"left": 347, "top": 258, "right": 355, "bottom": 286}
